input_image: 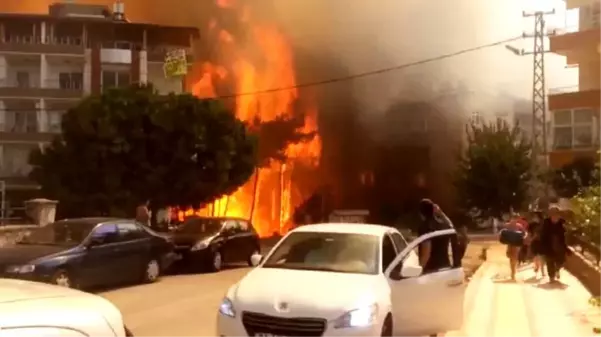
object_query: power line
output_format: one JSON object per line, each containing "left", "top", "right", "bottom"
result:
{"left": 215, "top": 36, "right": 524, "bottom": 99}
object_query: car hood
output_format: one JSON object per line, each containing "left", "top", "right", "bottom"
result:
{"left": 231, "top": 267, "right": 386, "bottom": 320}
{"left": 0, "top": 244, "right": 72, "bottom": 266}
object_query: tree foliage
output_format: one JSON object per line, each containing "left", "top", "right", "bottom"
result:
{"left": 29, "top": 84, "right": 257, "bottom": 217}
{"left": 454, "top": 119, "right": 532, "bottom": 219}
{"left": 550, "top": 156, "right": 600, "bottom": 198}
{"left": 568, "top": 185, "right": 600, "bottom": 245}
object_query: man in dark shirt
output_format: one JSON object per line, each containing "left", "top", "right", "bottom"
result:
{"left": 417, "top": 199, "right": 467, "bottom": 272}
{"left": 539, "top": 205, "right": 569, "bottom": 283}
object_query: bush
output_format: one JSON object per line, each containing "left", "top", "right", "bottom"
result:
{"left": 568, "top": 186, "right": 600, "bottom": 245}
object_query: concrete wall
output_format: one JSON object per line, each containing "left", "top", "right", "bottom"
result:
{"left": 0, "top": 225, "right": 36, "bottom": 247}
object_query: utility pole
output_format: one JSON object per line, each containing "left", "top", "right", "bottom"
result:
{"left": 505, "top": 9, "right": 556, "bottom": 199}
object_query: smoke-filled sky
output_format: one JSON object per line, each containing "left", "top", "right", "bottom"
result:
{"left": 1, "top": 0, "right": 578, "bottom": 118}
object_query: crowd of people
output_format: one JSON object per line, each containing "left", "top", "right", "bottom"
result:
{"left": 505, "top": 204, "right": 570, "bottom": 283}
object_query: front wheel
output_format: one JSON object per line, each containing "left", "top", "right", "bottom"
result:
{"left": 210, "top": 251, "right": 223, "bottom": 272}
{"left": 51, "top": 269, "right": 74, "bottom": 288}
{"left": 142, "top": 259, "right": 161, "bottom": 283}
{"left": 247, "top": 247, "right": 260, "bottom": 267}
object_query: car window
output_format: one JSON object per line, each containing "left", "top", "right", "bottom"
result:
{"left": 390, "top": 232, "right": 408, "bottom": 253}
{"left": 262, "top": 232, "right": 380, "bottom": 275}
{"left": 381, "top": 235, "right": 397, "bottom": 271}
{"left": 224, "top": 220, "right": 240, "bottom": 233}
{"left": 90, "top": 224, "right": 119, "bottom": 245}
{"left": 238, "top": 220, "right": 249, "bottom": 232}
{"left": 117, "top": 222, "right": 147, "bottom": 241}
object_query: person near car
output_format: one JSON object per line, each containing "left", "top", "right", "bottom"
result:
{"left": 136, "top": 200, "right": 151, "bottom": 227}
{"left": 539, "top": 204, "right": 570, "bottom": 283}
{"left": 417, "top": 199, "right": 466, "bottom": 272}
{"left": 504, "top": 213, "right": 528, "bottom": 281}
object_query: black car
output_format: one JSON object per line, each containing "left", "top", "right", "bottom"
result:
{"left": 0, "top": 217, "right": 176, "bottom": 289}
{"left": 171, "top": 216, "right": 261, "bottom": 272}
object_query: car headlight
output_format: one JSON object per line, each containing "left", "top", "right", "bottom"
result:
{"left": 190, "top": 241, "right": 208, "bottom": 251}
{"left": 333, "top": 304, "right": 378, "bottom": 329}
{"left": 218, "top": 297, "right": 236, "bottom": 318}
{"left": 6, "top": 264, "right": 35, "bottom": 274}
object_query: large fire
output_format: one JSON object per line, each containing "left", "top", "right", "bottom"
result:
{"left": 178, "top": 0, "right": 322, "bottom": 237}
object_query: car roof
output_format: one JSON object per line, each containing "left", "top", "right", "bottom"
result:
{"left": 0, "top": 279, "right": 90, "bottom": 304}
{"left": 183, "top": 216, "right": 250, "bottom": 222}
{"left": 291, "top": 223, "right": 396, "bottom": 237}
{"left": 56, "top": 217, "right": 130, "bottom": 225}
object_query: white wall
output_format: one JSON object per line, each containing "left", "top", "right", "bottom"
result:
{"left": 148, "top": 63, "right": 183, "bottom": 94}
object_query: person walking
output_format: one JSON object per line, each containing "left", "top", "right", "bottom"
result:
{"left": 539, "top": 204, "right": 570, "bottom": 283}
{"left": 527, "top": 211, "right": 545, "bottom": 278}
{"left": 504, "top": 213, "right": 527, "bottom": 281}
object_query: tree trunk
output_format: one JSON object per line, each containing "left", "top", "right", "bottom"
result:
{"left": 249, "top": 169, "right": 261, "bottom": 223}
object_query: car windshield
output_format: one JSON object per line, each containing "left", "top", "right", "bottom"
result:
{"left": 179, "top": 218, "right": 223, "bottom": 236}
{"left": 18, "top": 220, "right": 97, "bottom": 246}
{"left": 262, "top": 232, "right": 380, "bottom": 275}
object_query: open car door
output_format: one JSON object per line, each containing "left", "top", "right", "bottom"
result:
{"left": 384, "top": 228, "right": 465, "bottom": 336}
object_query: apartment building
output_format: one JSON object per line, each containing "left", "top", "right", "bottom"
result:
{"left": 548, "top": 0, "right": 600, "bottom": 168}
{"left": 0, "top": 2, "right": 199, "bottom": 198}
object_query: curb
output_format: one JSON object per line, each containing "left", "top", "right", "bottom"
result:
{"left": 564, "top": 246, "right": 600, "bottom": 297}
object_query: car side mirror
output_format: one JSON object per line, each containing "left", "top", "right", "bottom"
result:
{"left": 400, "top": 264, "right": 423, "bottom": 278}
{"left": 250, "top": 253, "right": 263, "bottom": 266}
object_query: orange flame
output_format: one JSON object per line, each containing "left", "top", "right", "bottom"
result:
{"left": 179, "top": 1, "right": 321, "bottom": 237}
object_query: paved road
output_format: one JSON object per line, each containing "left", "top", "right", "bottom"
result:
{"left": 100, "top": 265, "right": 251, "bottom": 336}
{"left": 100, "top": 244, "right": 599, "bottom": 337}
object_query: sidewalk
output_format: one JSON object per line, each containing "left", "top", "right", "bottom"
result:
{"left": 447, "top": 245, "right": 600, "bottom": 336}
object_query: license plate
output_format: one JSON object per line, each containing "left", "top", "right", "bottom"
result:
{"left": 254, "top": 333, "right": 287, "bottom": 337}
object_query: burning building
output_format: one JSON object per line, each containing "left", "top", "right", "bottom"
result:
{"left": 176, "top": 0, "right": 323, "bottom": 237}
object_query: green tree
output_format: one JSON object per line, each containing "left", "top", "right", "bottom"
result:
{"left": 29, "top": 84, "right": 258, "bottom": 219}
{"left": 568, "top": 185, "right": 600, "bottom": 244}
{"left": 550, "top": 157, "right": 600, "bottom": 198}
{"left": 454, "top": 119, "right": 532, "bottom": 220}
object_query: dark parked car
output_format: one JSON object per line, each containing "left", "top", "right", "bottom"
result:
{"left": 0, "top": 217, "right": 176, "bottom": 289}
{"left": 171, "top": 216, "right": 261, "bottom": 272}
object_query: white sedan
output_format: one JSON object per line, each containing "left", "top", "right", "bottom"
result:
{"left": 217, "top": 223, "right": 465, "bottom": 336}
{"left": 0, "top": 279, "right": 131, "bottom": 336}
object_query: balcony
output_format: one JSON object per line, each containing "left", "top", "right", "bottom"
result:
{"left": 548, "top": 87, "right": 601, "bottom": 110}
{"left": 549, "top": 108, "right": 600, "bottom": 168}
{"left": 0, "top": 110, "right": 57, "bottom": 143}
{"left": 0, "top": 35, "right": 85, "bottom": 56}
{"left": 0, "top": 78, "right": 83, "bottom": 99}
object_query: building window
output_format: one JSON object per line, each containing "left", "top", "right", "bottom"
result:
{"left": 102, "top": 71, "right": 130, "bottom": 89}
{"left": 16, "top": 72, "right": 30, "bottom": 88}
{"left": 59, "top": 72, "right": 83, "bottom": 90}
{"left": 5, "top": 110, "right": 37, "bottom": 133}
{"left": 0, "top": 144, "right": 35, "bottom": 177}
{"left": 553, "top": 108, "right": 596, "bottom": 150}
{"left": 48, "top": 111, "right": 64, "bottom": 133}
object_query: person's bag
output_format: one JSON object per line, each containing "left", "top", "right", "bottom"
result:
{"left": 499, "top": 228, "right": 525, "bottom": 247}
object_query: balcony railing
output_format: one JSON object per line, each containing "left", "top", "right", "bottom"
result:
{"left": 0, "top": 35, "right": 85, "bottom": 55}
{"left": 2, "top": 35, "right": 84, "bottom": 46}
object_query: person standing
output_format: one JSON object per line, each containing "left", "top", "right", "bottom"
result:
{"left": 539, "top": 205, "right": 569, "bottom": 283}
{"left": 136, "top": 200, "right": 151, "bottom": 227}
{"left": 417, "top": 199, "right": 466, "bottom": 272}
